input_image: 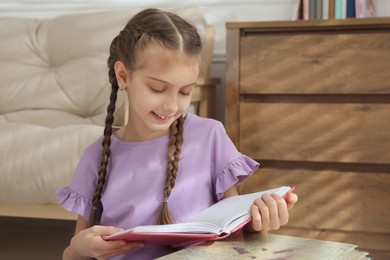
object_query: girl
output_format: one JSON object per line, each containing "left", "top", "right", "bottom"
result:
{"left": 56, "top": 8, "right": 297, "bottom": 260}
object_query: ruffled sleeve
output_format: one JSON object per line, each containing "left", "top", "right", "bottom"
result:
{"left": 56, "top": 186, "right": 93, "bottom": 221}
{"left": 55, "top": 140, "right": 101, "bottom": 221}
{"left": 215, "top": 155, "right": 260, "bottom": 200}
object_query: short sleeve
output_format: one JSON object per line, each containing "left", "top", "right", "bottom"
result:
{"left": 211, "top": 122, "right": 260, "bottom": 200}
{"left": 55, "top": 144, "right": 100, "bottom": 221}
{"left": 56, "top": 186, "right": 93, "bottom": 221}
{"left": 215, "top": 155, "right": 259, "bottom": 200}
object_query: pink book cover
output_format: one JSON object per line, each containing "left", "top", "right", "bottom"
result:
{"left": 104, "top": 218, "right": 253, "bottom": 248}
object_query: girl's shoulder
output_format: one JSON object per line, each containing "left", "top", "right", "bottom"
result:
{"left": 184, "top": 113, "right": 227, "bottom": 140}
{"left": 81, "top": 135, "right": 105, "bottom": 160}
{"left": 185, "top": 113, "right": 224, "bottom": 130}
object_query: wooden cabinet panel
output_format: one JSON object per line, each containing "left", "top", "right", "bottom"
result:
{"left": 239, "top": 168, "right": 390, "bottom": 256}
{"left": 240, "top": 102, "right": 390, "bottom": 164}
{"left": 239, "top": 168, "right": 390, "bottom": 234}
{"left": 240, "top": 31, "right": 390, "bottom": 94}
{"left": 225, "top": 18, "right": 390, "bottom": 258}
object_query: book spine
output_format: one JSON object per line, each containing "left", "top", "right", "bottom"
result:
{"left": 303, "top": 0, "right": 310, "bottom": 20}
{"left": 323, "top": 0, "right": 329, "bottom": 19}
{"left": 335, "top": 0, "right": 343, "bottom": 18}
{"left": 346, "top": 0, "right": 356, "bottom": 17}
{"left": 309, "top": 0, "right": 316, "bottom": 19}
{"left": 365, "top": 0, "right": 377, "bottom": 18}
{"left": 342, "top": 0, "right": 347, "bottom": 18}
{"left": 356, "top": 0, "right": 365, "bottom": 18}
{"left": 316, "top": 0, "right": 323, "bottom": 19}
{"left": 329, "top": 0, "right": 336, "bottom": 19}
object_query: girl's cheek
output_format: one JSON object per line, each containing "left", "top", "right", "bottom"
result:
{"left": 179, "top": 99, "right": 192, "bottom": 111}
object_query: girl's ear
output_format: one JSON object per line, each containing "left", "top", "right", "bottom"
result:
{"left": 114, "top": 61, "right": 130, "bottom": 89}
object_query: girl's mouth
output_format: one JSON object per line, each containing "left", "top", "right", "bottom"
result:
{"left": 152, "top": 111, "right": 170, "bottom": 121}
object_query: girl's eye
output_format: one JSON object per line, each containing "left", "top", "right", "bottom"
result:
{"left": 180, "top": 91, "right": 191, "bottom": 96}
{"left": 150, "top": 87, "right": 165, "bottom": 93}
{"left": 180, "top": 86, "right": 194, "bottom": 96}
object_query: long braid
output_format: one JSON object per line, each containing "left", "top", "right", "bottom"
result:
{"left": 156, "top": 116, "right": 185, "bottom": 225}
{"left": 87, "top": 8, "right": 201, "bottom": 227}
{"left": 90, "top": 68, "right": 119, "bottom": 226}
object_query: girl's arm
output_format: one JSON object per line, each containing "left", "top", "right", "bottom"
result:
{"left": 223, "top": 185, "right": 239, "bottom": 198}
{"left": 63, "top": 215, "right": 144, "bottom": 260}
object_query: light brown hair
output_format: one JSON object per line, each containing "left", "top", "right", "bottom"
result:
{"left": 90, "top": 8, "right": 202, "bottom": 226}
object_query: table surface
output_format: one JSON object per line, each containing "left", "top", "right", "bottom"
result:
{"left": 158, "top": 231, "right": 369, "bottom": 259}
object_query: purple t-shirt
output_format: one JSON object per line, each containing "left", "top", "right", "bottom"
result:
{"left": 56, "top": 113, "right": 259, "bottom": 259}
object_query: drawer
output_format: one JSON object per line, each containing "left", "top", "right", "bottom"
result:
{"left": 239, "top": 102, "right": 390, "bottom": 164}
{"left": 239, "top": 31, "right": 390, "bottom": 94}
{"left": 240, "top": 168, "right": 390, "bottom": 234}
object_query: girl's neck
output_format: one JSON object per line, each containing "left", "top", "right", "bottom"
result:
{"left": 114, "top": 123, "right": 169, "bottom": 142}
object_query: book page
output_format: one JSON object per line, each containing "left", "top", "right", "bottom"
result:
{"left": 188, "top": 186, "right": 292, "bottom": 233}
{"left": 132, "top": 222, "right": 222, "bottom": 235}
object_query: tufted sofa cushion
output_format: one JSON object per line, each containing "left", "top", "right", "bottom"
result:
{"left": 0, "top": 7, "right": 207, "bottom": 204}
{"left": 0, "top": 7, "right": 206, "bottom": 127}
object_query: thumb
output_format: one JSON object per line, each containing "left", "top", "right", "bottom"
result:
{"left": 92, "top": 225, "right": 125, "bottom": 236}
{"left": 286, "top": 192, "right": 298, "bottom": 210}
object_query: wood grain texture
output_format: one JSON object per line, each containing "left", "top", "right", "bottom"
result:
{"left": 239, "top": 102, "right": 390, "bottom": 164}
{"left": 239, "top": 168, "right": 390, "bottom": 234}
{"left": 224, "top": 28, "right": 240, "bottom": 146}
{"left": 239, "top": 168, "right": 390, "bottom": 259}
{"left": 240, "top": 32, "right": 390, "bottom": 94}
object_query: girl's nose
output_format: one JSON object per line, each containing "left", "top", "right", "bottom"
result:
{"left": 163, "top": 95, "right": 178, "bottom": 113}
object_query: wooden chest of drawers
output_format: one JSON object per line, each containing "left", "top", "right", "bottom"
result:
{"left": 225, "top": 18, "right": 390, "bottom": 258}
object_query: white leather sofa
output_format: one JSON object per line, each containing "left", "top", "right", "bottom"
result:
{"left": 0, "top": 7, "right": 215, "bottom": 219}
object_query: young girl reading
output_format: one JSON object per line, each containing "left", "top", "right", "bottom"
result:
{"left": 56, "top": 8, "right": 298, "bottom": 260}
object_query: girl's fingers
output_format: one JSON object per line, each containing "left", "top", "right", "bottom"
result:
{"left": 91, "top": 225, "right": 124, "bottom": 235}
{"left": 105, "top": 242, "right": 144, "bottom": 256}
{"left": 94, "top": 241, "right": 144, "bottom": 259}
{"left": 261, "top": 194, "right": 280, "bottom": 230}
{"left": 250, "top": 204, "right": 262, "bottom": 231}
{"left": 271, "top": 194, "right": 289, "bottom": 226}
{"left": 253, "top": 197, "right": 271, "bottom": 230}
{"left": 251, "top": 193, "right": 291, "bottom": 232}
{"left": 86, "top": 226, "right": 144, "bottom": 259}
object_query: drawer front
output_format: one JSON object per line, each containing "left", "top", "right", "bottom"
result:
{"left": 239, "top": 168, "right": 390, "bottom": 254}
{"left": 240, "top": 31, "right": 390, "bottom": 94}
{"left": 239, "top": 102, "right": 390, "bottom": 164}
{"left": 239, "top": 168, "right": 390, "bottom": 234}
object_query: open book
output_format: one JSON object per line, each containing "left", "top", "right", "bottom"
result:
{"left": 104, "top": 186, "right": 293, "bottom": 247}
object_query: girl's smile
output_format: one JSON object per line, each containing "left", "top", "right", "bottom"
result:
{"left": 151, "top": 111, "right": 174, "bottom": 122}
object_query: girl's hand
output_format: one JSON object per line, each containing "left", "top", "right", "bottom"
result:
{"left": 69, "top": 225, "right": 144, "bottom": 260}
{"left": 248, "top": 191, "right": 298, "bottom": 232}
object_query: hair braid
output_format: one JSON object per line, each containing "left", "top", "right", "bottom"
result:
{"left": 156, "top": 116, "right": 185, "bottom": 225}
{"left": 90, "top": 76, "right": 119, "bottom": 225}
{"left": 88, "top": 8, "right": 201, "bottom": 227}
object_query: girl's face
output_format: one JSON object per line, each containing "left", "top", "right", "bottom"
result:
{"left": 120, "top": 48, "right": 199, "bottom": 141}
